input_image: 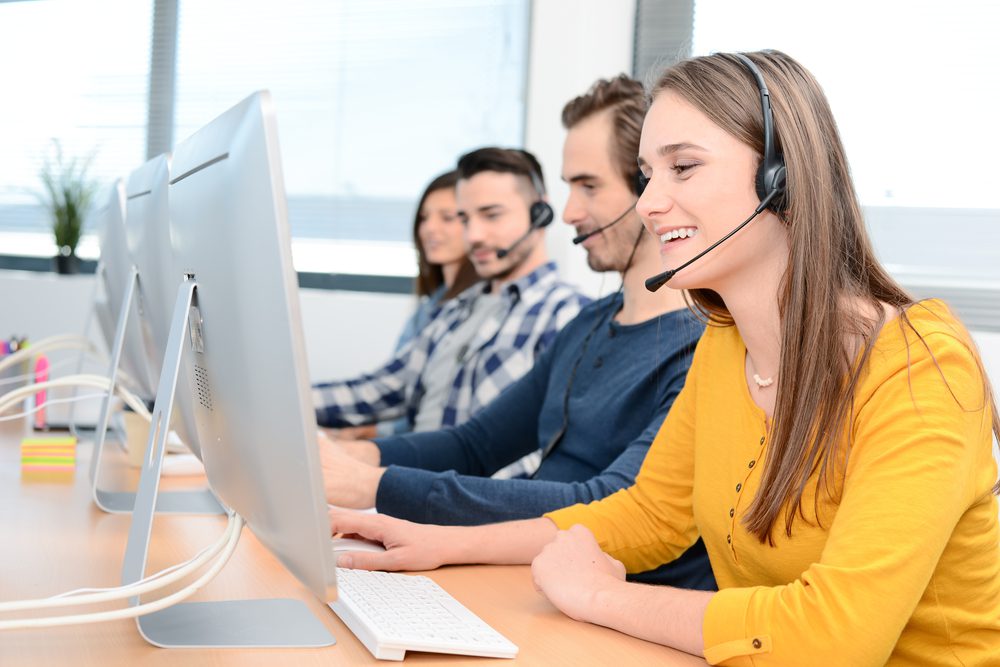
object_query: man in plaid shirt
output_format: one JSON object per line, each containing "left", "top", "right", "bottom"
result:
{"left": 313, "top": 148, "right": 588, "bottom": 473}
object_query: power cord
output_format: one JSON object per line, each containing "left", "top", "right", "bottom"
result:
{"left": 0, "top": 513, "right": 243, "bottom": 630}
{"left": 0, "top": 334, "right": 105, "bottom": 375}
{"left": 0, "top": 375, "right": 151, "bottom": 421}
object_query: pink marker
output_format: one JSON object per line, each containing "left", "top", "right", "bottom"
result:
{"left": 34, "top": 355, "right": 49, "bottom": 431}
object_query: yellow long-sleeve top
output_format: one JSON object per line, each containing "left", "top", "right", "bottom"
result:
{"left": 546, "top": 300, "right": 1000, "bottom": 665}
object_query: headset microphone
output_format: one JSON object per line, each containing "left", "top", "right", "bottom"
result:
{"left": 496, "top": 223, "right": 540, "bottom": 259}
{"left": 644, "top": 190, "right": 778, "bottom": 292}
{"left": 571, "top": 203, "right": 635, "bottom": 245}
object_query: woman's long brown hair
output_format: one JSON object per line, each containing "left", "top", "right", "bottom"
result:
{"left": 413, "top": 170, "right": 478, "bottom": 300}
{"left": 653, "top": 50, "right": 1000, "bottom": 543}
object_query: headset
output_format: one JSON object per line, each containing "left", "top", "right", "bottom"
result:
{"left": 736, "top": 52, "right": 787, "bottom": 212}
{"left": 497, "top": 157, "right": 554, "bottom": 258}
{"left": 631, "top": 169, "right": 646, "bottom": 197}
{"left": 644, "top": 52, "right": 789, "bottom": 292}
{"left": 526, "top": 167, "right": 555, "bottom": 230}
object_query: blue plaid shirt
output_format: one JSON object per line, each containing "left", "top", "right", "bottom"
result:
{"left": 313, "top": 262, "right": 589, "bottom": 434}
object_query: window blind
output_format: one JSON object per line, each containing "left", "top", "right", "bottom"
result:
{"left": 0, "top": 0, "right": 153, "bottom": 240}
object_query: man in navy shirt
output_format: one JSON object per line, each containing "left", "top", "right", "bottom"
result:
{"left": 321, "top": 76, "right": 714, "bottom": 590}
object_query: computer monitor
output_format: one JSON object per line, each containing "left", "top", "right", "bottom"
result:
{"left": 123, "top": 157, "right": 172, "bottom": 397}
{"left": 60, "top": 184, "right": 149, "bottom": 433}
{"left": 85, "top": 170, "right": 221, "bottom": 515}
{"left": 169, "top": 89, "right": 335, "bottom": 598}
{"left": 120, "top": 90, "right": 336, "bottom": 647}
{"left": 123, "top": 154, "right": 202, "bottom": 461}
{"left": 94, "top": 181, "right": 158, "bottom": 400}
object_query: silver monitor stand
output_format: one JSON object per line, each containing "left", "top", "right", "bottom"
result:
{"left": 89, "top": 266, "right": 222, "bottom": 515}
{"left": 121, "top": 278, "right": 334, "bottom": 648}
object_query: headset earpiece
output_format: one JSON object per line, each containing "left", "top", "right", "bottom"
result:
{"left": 496, "top": 153, "right": 554, "bottom": 259}
{"left": 634, "top": 169, "right": 648, "bottom": 197}
{"left": 526, "top": 163, "right": 554, "bottom": 229}
{"left": 756, "top": 162, "right": 786, "bottom": 212}
{"left": 734, "top": 53, "right": 787, "bottom": 213}
{"left": 529, "top": 200, "right": 554, "bottom": 229}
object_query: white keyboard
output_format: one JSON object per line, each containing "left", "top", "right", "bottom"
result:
{"left": 328, "top": 568, "right": 518, "bottom": 661}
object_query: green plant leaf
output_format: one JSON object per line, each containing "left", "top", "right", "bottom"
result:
{"left": 36, "top": 139, "right": 100, "bottom": 255}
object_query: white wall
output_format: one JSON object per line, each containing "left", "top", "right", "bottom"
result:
{"left": 1, "top": 271, "right": 97, "bottom": 347}
{"left": 526, "top": 0, "right": 637, "bottom": 298}
{"left": 299, "top": 287, "right": 414, "bottom": 379}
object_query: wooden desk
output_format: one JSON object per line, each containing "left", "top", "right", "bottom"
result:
{"left": 0, "top": 420, "right": 705, "bottom": 666}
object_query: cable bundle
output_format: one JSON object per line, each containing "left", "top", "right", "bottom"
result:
{"left": 0, "top": 513, "right": 243, "bottom": 630}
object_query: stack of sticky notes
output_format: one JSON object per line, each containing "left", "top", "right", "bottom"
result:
{"left": 20, "top": 435, "right": 76, "bottom": 481}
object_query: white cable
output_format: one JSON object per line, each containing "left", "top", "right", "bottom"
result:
{"left": 0, "top": 515, "right": 244, "bottom": 630}
{"left": 0, "top": 375, "right": 105, "bottom": 407}
{"left": 76, "top": 374, "right": 150, "bottom": 419}
{"left": 0, "top": 335, "right": 100, "bottom": 375}
{"left": 0, "top": 513, "right": 237, "bottom": 612}
{"left": 0, "top": 393, "right": 107, "bottom": 423}
{"left": 0, "top": 375, "right": 150, "bottom": 421}
{"left": 0, "top": 357, "right": 77, "bottom": 387}
{"left": 49, "top": 535, "right": 217, "bottom": 599}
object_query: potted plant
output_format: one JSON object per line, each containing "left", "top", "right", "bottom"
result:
{"left": 37, "top": 140, "right": 99, "bottom": 274}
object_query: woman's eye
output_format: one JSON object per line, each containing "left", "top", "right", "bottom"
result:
{"left": 671, "top": 162, "right": 698, "bottom": 175}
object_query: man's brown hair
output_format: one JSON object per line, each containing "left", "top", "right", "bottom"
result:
{"left": 561, "top": 74, "right": 646, "bottom": 193}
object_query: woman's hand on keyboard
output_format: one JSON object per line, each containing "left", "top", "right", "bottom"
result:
{"left": 329, "top": 509, "right": 451, "bottom": 572}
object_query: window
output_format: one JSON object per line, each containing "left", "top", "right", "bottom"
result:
{"left": 690, "top": 0, "right": 1000, "bottom": 329}
{"left": 0, "top": 0, "right": 152, "bottom": 258}
{"left": 690, "top": 0, "right": 1000, "bottom": 274}
{"left": 0, "top": 0, "right": 531, "bottom": 278}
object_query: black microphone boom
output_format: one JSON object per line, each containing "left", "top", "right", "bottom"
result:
{"left": 645, "top": 190, "right": 778, "bottom": 292}
{"left": 496, "top": 229, "right": 534, "bottom": 258}
{"left": 644, "top": 267, "right": 677, "bottom": 292}
{"left": 571, "top": 204, "right": 635, "bottom": 245}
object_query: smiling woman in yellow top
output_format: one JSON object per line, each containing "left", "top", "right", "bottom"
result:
{"left": 546, "top": 298, "right": 999, "bottom": 664}
{"left": 327, "top": 50, "right": 1000, "bottom": 665}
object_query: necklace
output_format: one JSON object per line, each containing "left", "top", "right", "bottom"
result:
{"left": 748, "top": 355, "right": 776, "bottom": 389}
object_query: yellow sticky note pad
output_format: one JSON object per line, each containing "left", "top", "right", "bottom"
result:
{"left": 21, "top": 435, "right": 77, "bottom": 482}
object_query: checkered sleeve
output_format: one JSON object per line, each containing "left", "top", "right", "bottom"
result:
{"left": 482, "top": 283, "right": 590, "bottom": 479}
{"left": 455, "top": 281, "right": 589, "bottom": 429}
{"left": 312, "top": 335, "right": 428, "bottom": 428}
